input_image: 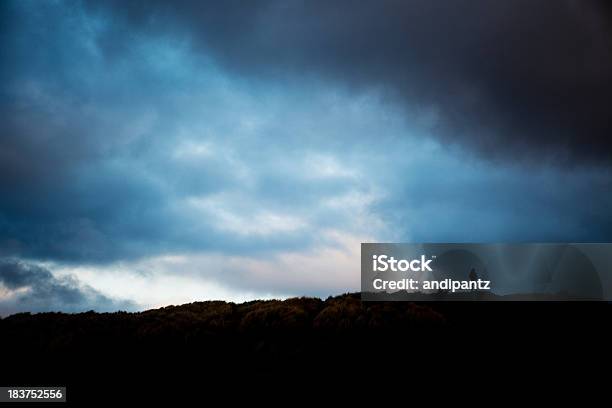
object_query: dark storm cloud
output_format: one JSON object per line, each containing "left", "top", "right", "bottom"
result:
{"left": 0, "top": 0, "right": 327, "bottom": 262}
{"left": 0, "top": 259, "right": 135, "bottom": 315}
{"left": 1, "top": 0, "right": 612, "bottom": 278}
{"left": 87, "top": 0, "right": 612, "bottom": 164}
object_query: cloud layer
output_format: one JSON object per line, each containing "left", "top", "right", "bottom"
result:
{"left": 87, "top": 0, "right": 612, "bottom": 163}
{"left": 1, "top": 1, "right": 612, "bottom": 310}
{"left": 0, "top": 259, "right": 134, "bottom": 315}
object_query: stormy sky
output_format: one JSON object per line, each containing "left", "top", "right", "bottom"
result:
{"left": 1, "top": 0, "right": 611, "bottom": 314}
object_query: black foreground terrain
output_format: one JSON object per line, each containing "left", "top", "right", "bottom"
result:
{"left": 1, "top": 293, "right": 610, "bottom": 403}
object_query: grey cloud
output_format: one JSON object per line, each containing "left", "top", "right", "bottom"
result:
{"left": 376, "top": 158, "right": 612, "bottom": 243}
{"left": 0, "top": 259, "right": 135, "bottom": 315}
{"left": 87, "top": 0, "right": 612, "bottom": 164}
{"left": 1, "top": 0, "right": 612, "bottom": 275}
{"left": 0, "top": 2, "right": 311, "bottom": 262}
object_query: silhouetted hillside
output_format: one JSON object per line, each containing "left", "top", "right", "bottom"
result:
{"left": 2, "top": 293, "right": 610, "bottom": 403}
{"left": 0, "top": 294, "right": 444, "bottom": 356}
{"left": 2, "top": 292, "right": 611, "bottom": 356}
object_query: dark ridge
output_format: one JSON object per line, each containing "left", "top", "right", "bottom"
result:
{"left": 1, "top": 293, "right": 610, "bottom": 402}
